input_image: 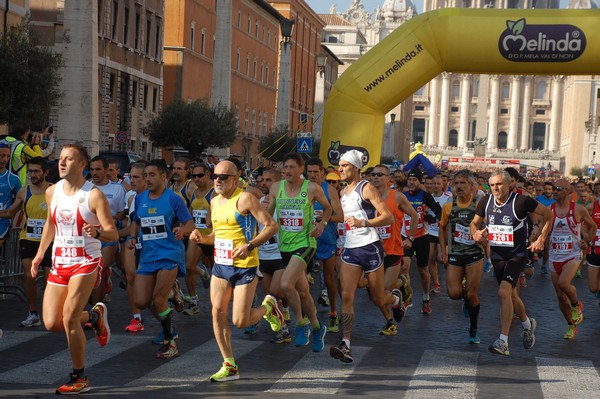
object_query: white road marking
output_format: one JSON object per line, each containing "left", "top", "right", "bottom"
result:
{"left": 0, "top": 330, "right": 50, "bottom": 352}
{"left": 537, "top": 356, "right": 600, "bottom": 399}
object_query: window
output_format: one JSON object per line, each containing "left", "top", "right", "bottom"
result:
{"left": 252, "top": 110, "right": 256, "bottom": 136}
{"left": 145, "top": 14, "right": 152, "bottom": 54}
{"left": 237, "top": 9, "right": 241, "bottom": 27}
{"left": 236, "top": 49, "right": 240, "bottom": 71}
{"left": 415, "top": 105, "right": 425, "bottom": 111}
{"left": 244, "top": 108, "right": 249, "bottom": 136}
{"left": 265, "top": 66, "right": 269, "bottom": 85}
{"left": 501, "top": 82, "right": 510, "bottom": 100}
{"left": 111, "top": 0, "right": 118, "bottom": 40}
{"left": 98, "top": 0, "right": 103, "bottom": 34}
{"left": 235, "top": 105, "right": 240, "bottom": 130}
{"left": 134, "top": 6, "right": 140, "bottom": 49}
{"left": 143, "top": 84, "right": 148, "bottom": 110}
{"left": 123, "top": 6, "right": 129, "bottom": 45}
{"left": 152, "top": 87, "right": 158, "bottom": 112}
{"left": 253, "top": 59, "right": 257, "bottom": 79}
{"left": 201, "top": 29, "right": 206, "bottom": 55}
{"left": 255, "top": 20, "right": 259, "bottom": 38}
{"left": 260, "top": 64, "right": 264, "bottom": 83}
{"left": 246, "top": 55, "right": 250, "bottom": 76}
{"left": 500, "top": 108, "right": 509, "bottom": 114}
{"left": 155, "top": 17, "right": 161, "bottom": 59}
{"left": 449, "top": 129, "right": 459, "bottom": 147}
{"left": 109, "top": 73, "right": 115, "bottom": 102}
{"left": 247, "top": 16, "right": 251, "bottom": 33}
{"left": 535, "top": 109, "right": 546, "bottom": 115}
{"left": 132, "top": 81, "right": 137, "bottom": 108}
{"left": 535, "top": 81, "right": 548, "bottom": 99}
{"left": 268, "top": 29, "right": 271, "bottom": 46}
{"left": 191, "top": 22, "right": 195, "bottom": 51}
{"left": 451, "top": 81, "right": 460, "bottom": 98}
{"left": 451, "top": 106, "right": 459, "bottom": 113}
{"left": 498, "top": 131, "right": 508, "bottom": 149}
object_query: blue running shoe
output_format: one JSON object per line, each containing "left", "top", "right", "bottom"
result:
{"left": 462, "top": 302, "right": 470, "bottom": 318}
{"left": 294, "top": 324, "right": 310, "bottom": 346}
{"left": 468, "top": 330, "right": 480, "bottom": 344}
{"left": 311, "top": 322, "right": 327, "bottom": 352}
{"left": 152, "top": 329, "right": 178, "bottom": 345}
{"left": 244, "top": 322, "right": 259, "bottom": 335}
{"left": 198, "top": 263, "right": 211, "bottom": 289}
{"left": 484, "top": 259, "right": 492, "bottom": 273}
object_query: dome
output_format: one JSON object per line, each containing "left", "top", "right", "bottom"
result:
{"left": 379, "top": 0, "right": 417, "bottom": 22}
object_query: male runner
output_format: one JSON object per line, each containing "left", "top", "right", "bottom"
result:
{"left": 426, "top": 175, "right": 452, "bottom": 295}
{"left": 31, "top": 144, "right": 116, "bottom": 394}
{"left": 0, "top": 143, "right": 21, "bottom": 246}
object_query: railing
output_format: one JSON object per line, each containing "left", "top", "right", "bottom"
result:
{"left": 0, "top": 230, "right": 25, "bottom": 301}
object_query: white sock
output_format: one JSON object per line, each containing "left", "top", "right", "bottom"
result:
{"left": 521, "top": 317, "right": 532, "bottom": 330}
{"left": 499, "top": 334, "right": 508, "bottom": 343}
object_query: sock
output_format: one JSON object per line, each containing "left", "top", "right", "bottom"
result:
{"left": 499, "top": 334, "right": 508, "bottom": 343}
{"left": 158, "top": 308, "right": 173, "bottom": 341}
{"left": 423, "top": 294, "right": 430, "bottom": 301}
{"left": 297, "top": 319, "right": 308, "bottom": 327}
{"left": 192, "top": 295, "right": 199, "bottom": 305}
{"left": 570, "top": 300, "right": 579, "bottom": 308}
{"left": 73, "top": 368, "right": 84, "bottom": 379}
{"left": 312, "top": 321, "right": 321, "bottom": 331}
{"left": 30, "top": 310, "right": 38, "bottom": 316}
{"left": 521, "top": 317, "right": 532, "bottom": 330}
{"left": 468, "top": 304, "right": 480, "bottom": 332}
{"left": 342, "top": 339, "right": 350, "bottom": 348}
{"left": 387, "top": 318, "right": 393, "bottom": 324}
{"left": 88, "top": 309, "right": 99, "bottom": 325}
{"left": 329, "top": 311, "right": 337, "bottom": 317}
{"left": 224, "top": 357, "right": 236, "bottom": 367}
{"left": 133, "top": 313, "right": 142, "bottom": 321}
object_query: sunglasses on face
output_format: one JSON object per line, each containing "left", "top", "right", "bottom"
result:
{"left": 192, "top": 173, "right": 205, "bottom": 178}
{"left": 553, "top": 186, "right": 565, "bottom": 192}
{"left": 370, "top": 173, "right": 388, "bottom": 177}
{"left": 214, "top": 174, "right": 235, "bottom": 181}
{"left": 326, "top": 180, "right": 338, "bottom": 184}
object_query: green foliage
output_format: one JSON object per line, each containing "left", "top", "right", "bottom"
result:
{"left": 257, "top": 125, "right": 321, "bottom": 163}
{"left": 148, "top": 100, "right": 237, "bottom": 157}
{"left": 569, "top": 166, "right": 583, "bottom": 178}
{"left": 0, "top": 23, "right": 63, "bottom": 127}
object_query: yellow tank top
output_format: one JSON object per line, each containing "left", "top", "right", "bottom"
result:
{"left": 191, "top": 190, "right": 212, "bottom": 236}
{"left": 211, "top": 187, "right": 258, "bottom": 268}
{"left": 21, "top": 186, "right": 49, "bottom": 241}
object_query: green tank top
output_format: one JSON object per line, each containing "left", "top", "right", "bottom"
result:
{"left": 275, "top": 179, "right": 315, "bottom": 251}
{"left": 448, "top": 196, "right": 483, "bottom": 256}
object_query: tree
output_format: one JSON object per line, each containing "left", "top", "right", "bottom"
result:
{"left": 0, "top": 23, "right": 63, "bottom": 127}
{"left": 258, "top": 125, "right": 297, "bottom": 163}
{"left": 148, "top": 100, "right": 237, "bottom": 158}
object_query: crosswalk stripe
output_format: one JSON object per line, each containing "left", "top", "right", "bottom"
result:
{"left": 0, "top": 335, "right": 148, "bottom": 384}
{"left": 537, "top": 356, "right": 600, "bottom": 398}
{"left": 266, "top": 346, "right": 369, "bottom": 394}
{"left": 405, "top": 350, "right": 479, "bottom": 399}
{"left": 0, "top": 330, "right": 50, "bottom": 352}
{"left": 127, "top": 339, "right": 263, "bottom": 386}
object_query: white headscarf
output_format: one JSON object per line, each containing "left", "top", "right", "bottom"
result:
{"left": 340, "top": 150, "right": 363, "bottom": 169}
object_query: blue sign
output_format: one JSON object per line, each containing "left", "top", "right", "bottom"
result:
{"left": 588, "top": 167, "right": 595, "bottom": 176}
{"left": 297, "top": 138, "right": 312, "bottom": 153}
{"left": 392, "top": 160, "right": 401, "bottom": 168}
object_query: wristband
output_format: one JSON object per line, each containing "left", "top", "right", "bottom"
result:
{"left": 247, "top": 242, "right": 255, "bottom": 251}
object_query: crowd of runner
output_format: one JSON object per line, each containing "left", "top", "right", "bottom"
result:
{"left": 3, "top": 143, "right": 600, "bottom": 394}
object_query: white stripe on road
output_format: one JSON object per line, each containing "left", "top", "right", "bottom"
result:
{"left": 266, "top": 346, "right": 368, "bottom": 394}
{"left": 537, "top": 356, "right": 600, "bottom": 399}
{"left": 0, "top": 334, "right": 148, "bottom": 384}
{"left": 0, "top": 330, "right": 50, "bottom": 352}
{"left": 405, "top": 350, "right": 479, "bottom": 399}
{"left": 127, "top": 339, "right": 263, "bottom": 386}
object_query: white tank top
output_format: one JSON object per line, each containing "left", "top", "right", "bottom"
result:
{"left": 50, "top": 180, "right": 102, "bottom": 267}
{"left": 549, "top": 202, "right": 581, "bottom": 263}
{"left": 340, "top": 180, "right": 380, "bottom": 248}
{"left": 258, "top": 194, "right": 282, "bottom": 261}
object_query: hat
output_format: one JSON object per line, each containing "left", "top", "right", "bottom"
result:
{"left": 407, "top": 168, "right": 423, "bottom": 182}
{"left": 326, "top": 172, "right": 340, "bottom": 181}
{"left": 340, "top": 150, "right": 363, "bottom": 169}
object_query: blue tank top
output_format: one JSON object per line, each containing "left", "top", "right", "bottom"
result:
{"left": 484, "top": 192, "right": 528, "bottom": 260}
{"left": 315, "top": 181, "right": 337, "bottom": 245}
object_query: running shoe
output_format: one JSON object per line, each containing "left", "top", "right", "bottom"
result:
{"left": 183, "top": 302, "right": 199, "bottom": 316}
{"left": 124, "top": 318, "right": 144, "bottom": 332}
{"left": 422, "top": 299, "right": 431, "bottom": 315}
{"left": 270, "top": 327, "right": 292, "bottom": 344}
{"left": 327, "top": 315, "right": 339, "bottom": 333}
{"left": 152, "top": 329, "right": 178, "bottom": 345}
{"left": 311, "top": 322, "right": 327, "bottom": 352}
{"left": 55, "top": 373, "right": 90, "bottom": 395}
{"left": 462, "top": 302, "right": 470, "bottom": 318}
{"left": 262, "top": 294, "right": 284, "bottom": 332}
{"left": 571, "top": 301, "right": 584, "bottom": 325}
{"left": 563, "top": 324, "right": 578, "bottom": 340}
{"left": 306, "top": 273, "right": 315, "bottom": 285}
{"left": 523, "top": 318, "right": 537, "bottom": 349}
{"left": 91, "top": 302, "right": 110, "bottom": 347}
{"left": 541, "top": 264, "right": 549, "bottom": 274}
{"left": 294, "top": 324, "right": 311, "bottom": 346}
{"left": 198, "top": 263, "right": 211, "bottom": 289}
{"left": 468, "top": 330, "right": 480, "bottom": 344}
{"left": 430, "top": 283, "right": 441, "bottom": 294}
{"left": 104, "top": 266, "right": 112, "bottom": 294}
{"left": 488, "top": 338, "right": 510, "bottom": 356}
{"left": 244, "top": 322, "right": 259, "bottom": 335}
{"left": 317, "top": 290, "right": 330, "bottom": 307}
{"left": 391, "top": 289, "right": 405, "bottom": 322}
{"left": 519, "top": 272, "right": 527, "bottom": 288}
{"left": 483, "top": 259, "right": 492, "bottom": 273}
{"left": 281, "top": 308, "right": 291, "bottom": 323}
{"left": 156, "top": 341, "right": 178, "bottom": 359}
{"left": 210, "top": 361, "right": 239, "bottom": 382}
{"left": 19, "top": 313, "right": 41, "bottom": 328}
{"left": 379, "top": 321, "right": 397, "bottom": 336}
{"left": 330, "top": 341, "right": 353, "bottom": 363}
{"left": 168, "top": 279, "right": 185, "bottom": 313}
{"left": 399, "top": 276, "right": 413, "bottom": 306}
{"left": 575, "top": 270, "right": 582, "bottom": 279}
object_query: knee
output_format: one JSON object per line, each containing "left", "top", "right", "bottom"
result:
{"left": 371, "top": 294, "right": 387, "bottom": 308}
{"left": 44, "top": 319, "right": 64, "bottom": 333}
{"left": 447, "top": 287, "right": 463, "bottom": 301}
{"left": 465, "top": 289, "right": 478, "bottom": 304}
{"left": 340, "top": 289, "right": 354, "bottom": 304}
{"left": 497, "top": 286, "right": 512, "bottom": 301}
{"left": 280, "top": 280, "right": 293, "bottom": 294}
{"left": 231, "top": 315, "right": 248, "bottom": 329}
{"left": 557, "top": 280, "right": 571, "bottom": 292}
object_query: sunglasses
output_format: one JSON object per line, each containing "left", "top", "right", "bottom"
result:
{"left": 553, "top": 186, "right": 565, "bottom": 192}
{"left": 192, "top": 173, "right": 205, "bottom": 178}
{"left": 214, "top": 174, "right": 235, "bottom": 181}
{"left": 326, "top": 180, "right": 339, "bottom": 184}
{"left": 370, "top": 173, "right": 388, "bottom": 177}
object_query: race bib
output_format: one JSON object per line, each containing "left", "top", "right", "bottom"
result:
{"left": 404, "top": 213, "right": 423, "bottom": 230}
{"left": 454, "top": 224, "right": 474, "bottom": 245}
{"left": 214, "top": 238, "right": 234, "bottom": 265}
{"left": 193, "top": 209, "right": 208, "bottom": 229}
{"left": 595, "top": 229, "right": 600, "bottom": 247}
{"left": 345, "top": 210, "right": 366, "bottom": 233}
{"left": 260, "top": 236, "right": 279, "bottom": 251}
{"left": 279, "top": 209, "right": 304, "bottom": 232}
{"left": 488, "top": 225, "right": 514, "bottom": 247}
{"left": 314, "top": 209, "right": 323, "bottom": 222}
{"left": 26, "top": 218, "right": 45, "bottom": 240}
{"left": 377, "top": 225, "right": 392, "bottom": 240}
{"left": 54, "top": 236, "right": 86, "bottom": 265}
{"left": 551, "top": 235, "right": 574, "bottom": 255}
{"left": 337, "top": 223, "right": 346, "bottom": 237}
{"left": 140, "top": 216, "right": 168, "bottom": 241}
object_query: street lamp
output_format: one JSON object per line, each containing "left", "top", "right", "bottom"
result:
{"left": 316, "top": 54, "right": 327, "bottom": 77}
{"left": 585, "top": 114, "right": 597, "bottom": 164}
{"left": 280, "top": 18, "right": 294, "bottom": 48}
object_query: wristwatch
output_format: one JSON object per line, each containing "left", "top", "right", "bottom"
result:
{"left": 247, "top": 242, "right": 255, "bottom": 251}
{"left": 408, "top": 236, "right": 415, "bottom": 242}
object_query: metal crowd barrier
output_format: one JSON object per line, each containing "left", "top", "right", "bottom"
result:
{"left": 0, "top": 230, "right": 25, "bottom": 301}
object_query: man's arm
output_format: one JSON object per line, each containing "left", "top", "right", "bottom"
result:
{"left": 0, "top": 186, "right": 25, "bottom": 219}
{"left": 527, "top": 202, "right": 553, "bottom": 252}
{"left": 31, "top": 186, "right": 57, "bottom": 277}
{"left": 576, "top": 204, "right": 598, "bottom": 246}
{"left": 86, "top": 188, "right": 118, "bottom": 242}
{"left": 396, "top": 190, "right": 418, "bottom": 238}
{"left": 327, "top": 184, "right": 344, "bottom": 223}
{"left": 309, "top": 182, "right": 332, "bottom": 238}
{"left": 232, "top": 191, "right": 278, "bottom": 259}
{"left": 360, "top": 183, "right": 393, "bottom": 227}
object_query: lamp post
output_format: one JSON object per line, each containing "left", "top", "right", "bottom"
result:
{"left": 585, "top": 114, "right": 597, "bottom": 166}
{"left": 275, "top": 18, "right": 295, "bottom": 129}
{"left": 316, "top": 53, "right": 327, "bottom": 77}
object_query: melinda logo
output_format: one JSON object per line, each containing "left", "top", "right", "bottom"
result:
{"left": 499, "top": 18, "right": 586, "bottom": 62}
{"left": 327, "top": 141, "right": 369, "bottom": 166}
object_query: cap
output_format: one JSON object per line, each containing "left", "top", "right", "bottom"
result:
{"left": 326, "top": 172, "right": 340, "bottom": 181}
{"left": 407, "top": 168, "right": 423, "bottom": 182}
{"left": 340, "top": 150, "right": 363, "bottom": 169}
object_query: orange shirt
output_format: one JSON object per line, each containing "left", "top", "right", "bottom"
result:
{"left": 378, "top": 189, "right": 404, "bottom": 257}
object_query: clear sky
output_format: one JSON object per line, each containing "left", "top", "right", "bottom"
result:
{"left": 305, "top": 0, "right": 569, "bottom": 15}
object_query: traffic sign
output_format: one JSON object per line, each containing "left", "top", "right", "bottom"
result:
{"left": 297, "top": 132, "right": 312, "bottom": 138}
{"left": 297, "top": 137, "right": 312, "bottom": 153}
{"left": 115, "top": 131, "right": 128, "bottom": 144}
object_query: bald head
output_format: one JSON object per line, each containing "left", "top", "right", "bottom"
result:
{"left": 214, "top": 160, "right": 237, "bottom": 176}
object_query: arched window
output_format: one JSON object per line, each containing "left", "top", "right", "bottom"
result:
{"left": 501, "top": 82, "right": 510, "bottom": 100}
{"left": 535, "top": 81, "right": 547, "bottom": 99}
{"left": 498, "top": 131, "right": 508, "bottom": 149}
{"left": 532, "top": 122, "right": 546, "bottom": 150}
{"left": 449, "top": 129, "right": 458, "bottom": 147}
{"left": 451, "top": 81, "right": 460, "bottom": 98}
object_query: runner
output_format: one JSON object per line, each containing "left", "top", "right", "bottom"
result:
{"left": 31, "top": 144, "right": 116, "bottom": 394}
{"left": 0, "top": 157, "right": 50, "bottom": 327}
{"left": 439, "top": 170, "right": 485, "bottom": 344}
{"left": 471, "top": 170, "right": 552, "bottom": 356}
{"left": 128, "top": 160, "right": 195, "bottom": 359}
{"left": 548, "top": 179, "right": 596, "bottom": 340}
{"left": 190, "top": 160, "right": 284, "bottom": 382}
{"left": 266, "top": 153, "right": 331, "bottom": 350}
{"left": 587, "top": 194, "right": 600, "bottom": 304}
{"left": 330, "top": 150, "right": 403, "bottom": 363}
{"left": 0, "top": 143, "right": 21, "bottom": 247}
{"left": 426, "top": 175, "right": 452, "bottom": 295}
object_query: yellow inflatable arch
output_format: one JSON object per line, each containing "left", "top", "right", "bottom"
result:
{"left": 319, "top": 8, "right": 600, "bottom": 168}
